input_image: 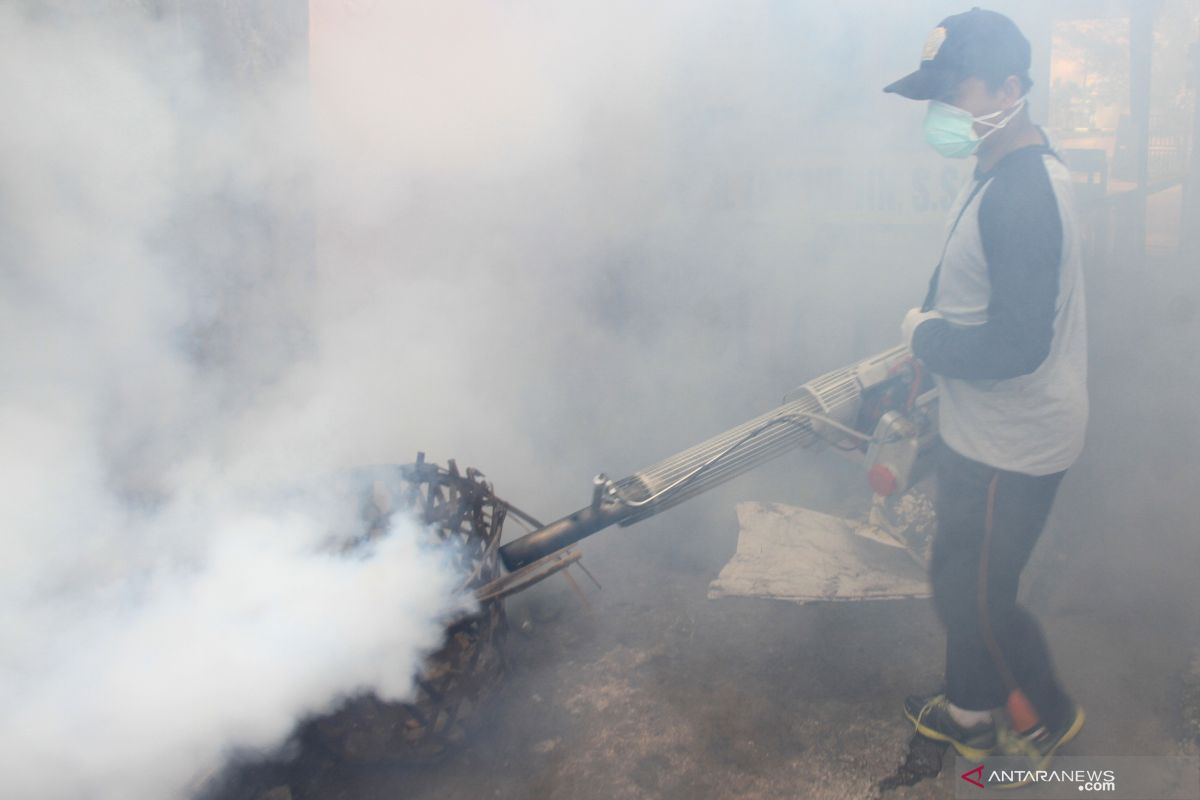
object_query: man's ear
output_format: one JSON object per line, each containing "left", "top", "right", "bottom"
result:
{"left": 1002, "top": 74, "right": 1024, "bottom": 101}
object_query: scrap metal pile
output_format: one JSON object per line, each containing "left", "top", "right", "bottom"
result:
{"left": 307, "top": 456, "right": 581, "bottom": 762}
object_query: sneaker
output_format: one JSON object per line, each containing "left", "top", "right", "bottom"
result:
{"left": 991, "top": 703, "right": 1086, "bottom": 787}
{"left": 903, "top": 692, "right": 997, "bottom": 761}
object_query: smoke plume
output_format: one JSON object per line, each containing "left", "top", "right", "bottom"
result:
{"left": 0, "top": 5, "right": 473, "bottom": 799}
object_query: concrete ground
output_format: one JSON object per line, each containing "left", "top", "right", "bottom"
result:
{"left": 216, "top": 481, "right": 1199, "bottom": 800}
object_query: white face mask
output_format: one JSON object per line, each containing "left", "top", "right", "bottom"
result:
{"left": 923, "top": 94, "right": 1027, "bottom": 159}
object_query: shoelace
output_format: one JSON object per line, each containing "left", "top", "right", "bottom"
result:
{"left": 918, "top": 696, "right": 948, "bottom": 724}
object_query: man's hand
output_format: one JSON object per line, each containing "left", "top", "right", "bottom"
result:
{"left": 901, "top": 307, "right": 944, "bottom": 351}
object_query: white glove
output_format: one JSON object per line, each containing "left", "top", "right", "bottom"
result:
{"left": 901, "top": 307, "right": 943, "bottom": 351}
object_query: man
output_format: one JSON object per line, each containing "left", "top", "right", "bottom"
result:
{"left": 883, "top": 8, "right": 1088, "bottom": 778}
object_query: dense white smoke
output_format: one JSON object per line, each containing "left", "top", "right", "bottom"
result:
{"left": 10, "top": 1, "right": 1194, "bottom": 798}
{"left": 0, "top": 5, "right": 473, "bottom": 799}
{"left": 0, "top": 3, "right": 971, "bottom": 793}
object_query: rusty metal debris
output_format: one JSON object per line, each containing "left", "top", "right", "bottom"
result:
{"left": 308, "top": 455, "right": 512, "bottom": 762}
{"left": 474, "top": 549, "right": 580, "bottom": 603}
{"left": 303, "top": 453, "right": 598, "bottom": 763}
{"left": 309, "top": 600, "right": 507, "bottom": 763}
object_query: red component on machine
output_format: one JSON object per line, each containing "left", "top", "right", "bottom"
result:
{"left": 869, "top": 463, "right": 898, "bottom": 496}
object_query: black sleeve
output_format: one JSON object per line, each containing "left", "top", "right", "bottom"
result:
{"left": 911, "top": 153, "right": 1062, "bottom": 380}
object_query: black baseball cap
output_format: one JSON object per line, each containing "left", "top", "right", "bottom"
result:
{"left": 883, "top": 7, "right": 1032, "bottom": 100}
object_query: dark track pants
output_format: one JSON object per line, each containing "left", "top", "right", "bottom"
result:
{"left": 930, "top": 443, "right": 1071, "bottom": 729}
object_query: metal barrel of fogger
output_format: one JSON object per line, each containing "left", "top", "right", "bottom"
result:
{"left": 497, "top": 346, "right": 909, "bottom": 571}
